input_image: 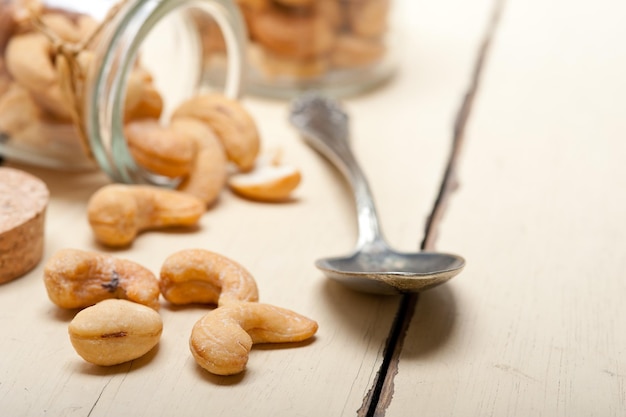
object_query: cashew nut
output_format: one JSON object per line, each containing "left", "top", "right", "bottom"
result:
{"left": 274, "top": 0, "right": 315, "bottom": 6}
{"left": 189, "top": 301, "right": 318, "bottom": 375}
{"left": 228, "top": 152, "right": 301, "bottom": 202}
{"left": 43, "top": 248, "right": 161, "bottom": 310}
{"left": 247, "top": 7, "right": 336, "bottom": 60}
{"left": 4, "top": 32, "right": 56, "bottom": 93}
{"left": 330, "top": 35, "right": 385, "bottom": 69}
{"left": 159, "top": 249, "right": 259, "bottom": 307}
{"left": 0, "top": 59, "right": 10, "bottom": 97}
{"left": 171, "top": 94, "right": 260, "bottom": 172}
{"left": 348, "top": 0, "right": 390, "bottom": 39}
{"left": 123, "top": 68, "right": 164, "bottom": 122}
{"left": 8, "top": 115, "right": 79, "bottom": 153}
{"left": 0, "top": 0, "right": 42, "bottom": 50}
{"left": 237, "top": 0, "right": 271, "bottom": 12}
{"left": 4, "top": 31, "right": 86, "bottom": 121}
{"left": 87, "top": 184, "right": 205, "bottom": 247}
{"left": 317, "top": 0, "right": 343, "bottom": 30}
{"left": 0, "top": 7, "right": 16, "bottom": 52}
{"left": 171, "top": 117, "right": 228, "bottom": 207}
{"left": 40, "top": 13, "right": 82, "bottom": 43}
{"left": 76, "top": 14, "right": 100, "bottom": 40}
{"left": 30, "top": 82, "right": 75, "bottom": 121}
{"left": 124, "top": 119, "right": 194, "bottom": 178}
{"left": 9, "top": 0, "right": 43, "bottom": 24}
{"left": 68, "top": 299, "right": 163, "bottom": 366}
{"left": 0, "top": 83, "right": 42, "bottom": 137}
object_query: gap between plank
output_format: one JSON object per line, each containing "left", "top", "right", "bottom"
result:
{"left": 357, "top": 1, "right": 506, "bottom": 415}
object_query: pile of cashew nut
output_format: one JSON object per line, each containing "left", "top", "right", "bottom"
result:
{"left": 224, "top": 0, "right": 390, "bottom": 80}
{"left": 0, "top": 1, "right": 302, "bottom": 218}
{"left": 197, "top": 0, "right": 391, "bottom": 80}
{"left": 86, "top": 90, "right": 304, "bottom": 247}
{"left": 0, "top": 1, "right": 100, "bottom": 161}
{"left": 44, "top": 248, "right": 318, "bottom": 375}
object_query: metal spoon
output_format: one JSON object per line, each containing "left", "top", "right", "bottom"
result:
{"left": 289, "top": 93, "right": 465, "bottom": 295}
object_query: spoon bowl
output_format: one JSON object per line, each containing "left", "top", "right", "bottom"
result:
{"left": 318, "top": 249, "right": 465, "bottom": 295}
{"left": 289, "top": 93, "right": 465, "bottom": 294}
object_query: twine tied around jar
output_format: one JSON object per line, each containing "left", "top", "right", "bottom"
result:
{"left": 25, "top": 1, "right": 129, "bottom": 161}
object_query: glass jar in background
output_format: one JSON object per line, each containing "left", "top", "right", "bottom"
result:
{"left": 198, "top": 0, "right": 396, "bottom": 99}
{"left": 0, "top": 0, "right": 246, "bottom": 184}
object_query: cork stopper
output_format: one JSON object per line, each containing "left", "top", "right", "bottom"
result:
{"left": 0, "top": 167, "right": 50, "bottom": 284}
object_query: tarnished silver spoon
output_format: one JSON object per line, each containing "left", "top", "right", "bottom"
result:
{"left": 289, "top": 93, "right": 465, "bottom": 295}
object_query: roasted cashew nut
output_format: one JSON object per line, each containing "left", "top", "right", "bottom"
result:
{"left": 348, "top": 0, "right": 390, "bottom": 38}
{"left": 4, "top": 32, "right": 56, "bottom": 92}
{"left": 171, "top": 117, "right": 228, "bottom": 207}
{"left": 69, "top": 299, "right": 163, "bottom": 366}
{"left": 0, "top": 58, "right": 11, "bottom": 97}
{"left": 124, "top": 120, "right": 194, "bottom": 178}
{"left": 40, "top": 13, "right": 83, "bottom": 43}
{"left": 123, "top": 68, "right": 164, "bottom": 122}
{"left": 159, "top": 249, "right": 259, "bottom": 306}
{"left": 171, "top": 94, "right": 260, "bottom": 172}
{"left": 189, "top": 302, "right": 318, "bottom": 375}
{"left": 4, "top": 31, "right": 93, "bottom": 121}
{"left": 247, "top": 7, "right": 336, "bottom": 60}
{"left": 237, "top": 0, "right": 270, "bottom": 11}
{"left": 43, "top": 248, "right": 161, "bottom": 310}
{"left": 87, "top": 184, "right": 205, "bottom": 247}
{"left": 0, "top": 83, "right": 42, "bottom": 137}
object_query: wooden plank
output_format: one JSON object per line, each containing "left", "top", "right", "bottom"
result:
{"left": 0, "top": 1, "right": 496, "bottom": 416}
{"left": 0, "top": 126, "right": 400, "bottom": 417}
{"left": 388, "top": 0, "right": 626, "bottom": 415}
{"left": 0, "top": 152, "right": 399, "bottom": 417}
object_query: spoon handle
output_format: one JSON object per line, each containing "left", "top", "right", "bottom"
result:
{"left": 289, "top": 93, "right": 385, "bottom": 249}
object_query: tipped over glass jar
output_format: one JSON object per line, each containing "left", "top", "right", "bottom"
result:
{"left": 199, "top": 0, "right": 397, "bottom": 98}
{"left": 0, "top": 0, "right": 246, "bottom": 183}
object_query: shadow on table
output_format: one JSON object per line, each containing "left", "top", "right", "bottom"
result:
{"left": 319, "top": 278, "right": 402, "bottom": 338}
{"left": 401, "top": 284, "right": 458, "bottom": 358}
{"left": 68, "top": 343, "right": 161, "bottom": 376}
{"left": 318, "top": 278, "right": 458, "bottom": 356}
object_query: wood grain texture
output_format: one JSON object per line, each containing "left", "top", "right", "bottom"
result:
{"left": 5, "top": 0, "right": 621, "bottom": 414}
{"left": 0, "top": 4, "right": 456, "bottom": 410}
{"left": 389, "top": 0, "right": 626, "bottom": 415}
{"left": 363, "top": 0, "right": 506, "bottom": 415}
{"left": 0, "top": 0, "right": 480, "bottom": 413}
{"left": 0, "top": 144, "right": 400, "bottom": 416}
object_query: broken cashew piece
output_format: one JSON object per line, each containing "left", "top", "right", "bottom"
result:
{"left": 171, "top": 94, "right": 260, "bottom": 172}
{"left": 159, "top": 249, "right": 259, "bottom": 307}
{"left": 228, "top": 153, "right": 301, "bottom": 202}
{"left": 190, "top": 302, "right": 318, "bottom": 375}
{"left": 69, "top": 299, "right": 163, "bottom": 366}
{"left": 43, "top": 248, "right": 161, "bottom": 310}
{"left": 171, "top": 117, "right": 228, "bottom": 207}
{"left": 87, "top": 184, "right": 205, "bottom": 247}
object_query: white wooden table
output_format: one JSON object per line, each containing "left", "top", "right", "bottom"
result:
{"left": 1, "top": 0, "right": 625, "bottom": 415}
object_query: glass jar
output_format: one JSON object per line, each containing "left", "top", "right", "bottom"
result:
{"left": 199, "top": 0, "right": 396, "bottom": 99}
{"left": 0, "top": 0, "right": 246, "bottom": 184}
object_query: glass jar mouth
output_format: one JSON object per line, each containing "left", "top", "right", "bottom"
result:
{"left": 85, "top": 0, "right": 246, "bottom": 184}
